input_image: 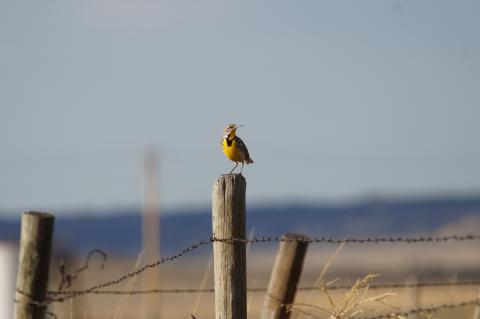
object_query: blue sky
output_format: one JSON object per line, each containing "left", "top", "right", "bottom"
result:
{"left": 1, "top": 0, "right": 479, "bottom": 215}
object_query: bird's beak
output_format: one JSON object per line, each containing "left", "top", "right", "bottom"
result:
{"left": 234, "top": 125, "right": 244, "bottom": 129}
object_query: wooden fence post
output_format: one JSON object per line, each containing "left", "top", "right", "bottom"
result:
{"left": 260, "top": 233, "right": 310, "bottom": 319}
{"left": 212, "top": 174, "right": 247, "bottom": 319}
{"left": 14, "top": 212, "right": 55, "bottom": 319}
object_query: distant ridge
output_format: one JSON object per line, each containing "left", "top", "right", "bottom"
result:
{"left": 1, "top": 197, "right": 479, "bottom": 255}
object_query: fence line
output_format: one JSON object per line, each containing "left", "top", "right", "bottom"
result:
{"left": 45, "top": 280, "right": 480, "bottom": 296}
{"left": 212, "top": 234, "right": 480, "bottom": 244}
{"left": 19, "top": 232, "right": 480, "bottom": 305}
{"left": 43, "top": 233, "right": 480, "bottom": 302}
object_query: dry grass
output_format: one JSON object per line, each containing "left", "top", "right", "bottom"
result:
{"left": 285, "top": 274, "right": 401, "bottom": 319}
{"left": 289, "top": 241, "right": 400, "bottom": 319}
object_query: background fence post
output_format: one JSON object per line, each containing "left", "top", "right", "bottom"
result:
{"left": 212, "top": 174, "right": 247, "bottom": 319}
{"left": 14, "top": 211, "right": 55, "bottom": 319}
{"left": 260, "top": 233, "right": 310, "bottom": 319}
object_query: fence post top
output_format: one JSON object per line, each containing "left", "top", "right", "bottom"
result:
{"left": 214, "top": 174, "right": 247, "bottom": 191}
{"left": 22, "top": 211, "right": 55, "bottom": 219}
{"left": 217, "top": 173, "right": 246, "bottom": 181}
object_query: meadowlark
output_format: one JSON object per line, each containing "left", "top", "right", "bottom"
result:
{"left": 221, "top": 124, "right": 253, "bottom": 174}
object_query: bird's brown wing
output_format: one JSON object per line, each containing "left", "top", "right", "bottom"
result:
{"left": 235, "top": 136, "right": 253, "bottom": 163}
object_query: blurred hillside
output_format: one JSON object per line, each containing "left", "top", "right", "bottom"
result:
{"left": 1, "top": 196, "right": 480, "bottom": 255}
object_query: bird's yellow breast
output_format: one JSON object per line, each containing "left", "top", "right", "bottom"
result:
{"left": 222, "top": 138, "right": 243, "bottom": 162}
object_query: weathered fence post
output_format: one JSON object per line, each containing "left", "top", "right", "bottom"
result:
{"left": 14, "top": 212, "right": 55, "bottom": 319}
{"left": 260, "top": 233, "right": 310, "bottom": 319}
{"left": 212, "top": 174, "right": 247, "bottom": 319}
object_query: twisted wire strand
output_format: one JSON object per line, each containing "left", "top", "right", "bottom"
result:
{"left": 46, "top": 280, "right": 480, "bottom": 296}
{"left": 14, "top": 294, "right": 58, "bottom": 319}
{"left": 212, "top": 234, "right": 480, "bottom": 244}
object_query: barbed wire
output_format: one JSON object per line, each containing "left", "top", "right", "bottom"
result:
{"left": 14, "top": 293, "right": 58, "bottom": 319}
{"left": 48, "top": 238, "right": 212, "bottom": 302}
{"left": 212, "top": 234, "right": 480, "bottom": 244}
{"left": 58, "top": 249, "right": 107, "bottom": 291}
{"left": 356, "top": 298, "right": 480, "bottom": 319}
{"left": 41, "top": 233, "right": 480, "bottom": 303}
{"left": 46, "top": 280, "right": 480, "bottom": 296}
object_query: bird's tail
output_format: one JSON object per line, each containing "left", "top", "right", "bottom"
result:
{"left": 246, "top": 158, "right": 253, "bottom": 164}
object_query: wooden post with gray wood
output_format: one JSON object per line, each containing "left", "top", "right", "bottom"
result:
{"left": 14, "top": 211, "right": 55, "bottom": 319}
{"left": 260, "top": 233, "right": 310, "bottom": 319}
{"left": 212, "top": 174, "right": 247, "bottom": 319}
